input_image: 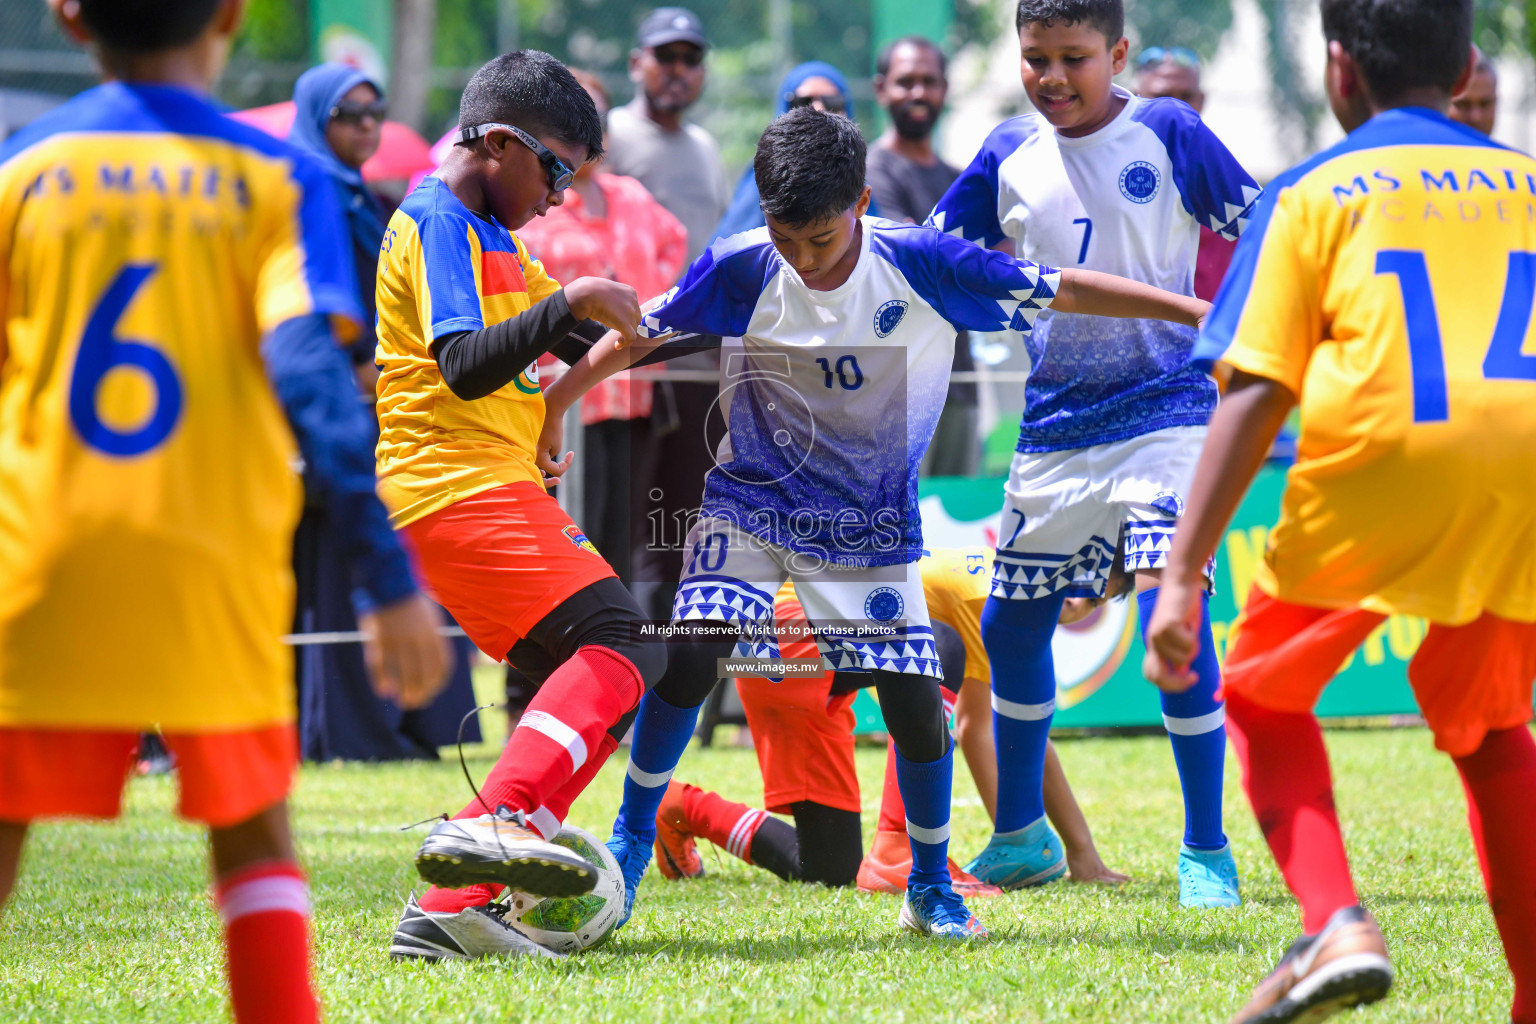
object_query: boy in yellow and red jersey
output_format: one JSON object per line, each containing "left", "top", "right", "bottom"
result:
{"left": 1144, "top": 2, "right": 1536, "bottom": 1021}
{"left": 374, "top": 51, "right": 671, "bottom": 962}
{"left": 0, "top": 1, "right": 448, "bottom": 1020}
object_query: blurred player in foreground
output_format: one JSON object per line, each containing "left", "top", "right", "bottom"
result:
{"left": 1144, "top": 1, "right": 1536, "bottom": 1020}
{"left": 652, "top": 547, "right": 1128, "bottom": 893}
{"left": 0, "top": 1, "right": 448, "bottom": 1020}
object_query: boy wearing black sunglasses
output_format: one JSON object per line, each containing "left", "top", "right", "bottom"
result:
{"left": 375, "top": 50, "right": 669, "bottom": 962}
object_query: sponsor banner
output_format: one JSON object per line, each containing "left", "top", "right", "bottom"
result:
{"left": 914, "top": 467, "right": 1423, "bottom": 729}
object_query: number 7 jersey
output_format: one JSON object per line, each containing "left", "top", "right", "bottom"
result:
{"left": 1195, "top": 106, "right": 1536, "bottom": 625}
{"left": 0, "top": 83, "right": 361, "bottom": 730}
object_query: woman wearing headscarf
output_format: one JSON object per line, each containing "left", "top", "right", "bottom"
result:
{"left": 711, "top": 61, "right": 870, "bottom": 241}
{"left": 285, "top": 63, "right": 480, "bottom": 761}
{"left": 289, "top": 63, "right": 389, "bottom": 339}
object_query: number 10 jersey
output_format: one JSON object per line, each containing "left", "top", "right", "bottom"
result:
{"left": 638, "top": 218, "right": 1058, "bottom": 568}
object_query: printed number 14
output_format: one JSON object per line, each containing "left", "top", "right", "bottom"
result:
{"left": 1376, "top": 249, "right": 1536, "bottom": 423}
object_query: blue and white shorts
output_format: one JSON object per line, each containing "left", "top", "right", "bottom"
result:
{"left": 672, "top": 517, "right": 942, "bottom": 678}
{"left": 991, "top": 427, "right": 1214, "bottom": 601}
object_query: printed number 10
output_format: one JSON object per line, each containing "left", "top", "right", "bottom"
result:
{"left": 815, "top": 355, "right": 863, "bottom": 390}
{"left": 1376, "top": 249, "right": 1536, "bottom": 423}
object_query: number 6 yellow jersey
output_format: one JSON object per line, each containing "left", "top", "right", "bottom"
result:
{"left": 1196, "top": 107, "right": 1536, "bottom": 626}
{"left": 0, "top": 83, "right": 361, "bottom": 731}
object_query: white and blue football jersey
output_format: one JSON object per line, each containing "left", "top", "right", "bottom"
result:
{"left": 638, "top": 216, "right": 1059, "bottom": 567}
{"left": 928, "top": 87, "right": 1261, "bottom": 453}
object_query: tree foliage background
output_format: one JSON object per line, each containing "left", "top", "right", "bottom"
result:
{"left": 7, "top": 0, "right": 1528, "bottom": 168}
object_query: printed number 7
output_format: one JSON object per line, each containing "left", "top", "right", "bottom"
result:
{"left": 1072, "top": 217, "right": 1093, "bottom": 264}
{"left": 1376, "top": 249, "right": 1536, "bottom": 423}
{"left": 1004, "top": 509, "right": 1027, "bottom": 548}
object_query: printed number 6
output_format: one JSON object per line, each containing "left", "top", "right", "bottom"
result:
{"left": 69, "top": 264, "right": 183, "bottom": 457}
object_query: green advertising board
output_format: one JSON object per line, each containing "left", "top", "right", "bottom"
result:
{"left": 898, "top": 467, "right": 1424, "bottom": 730}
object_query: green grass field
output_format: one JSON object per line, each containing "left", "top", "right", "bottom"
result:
{"left": 0, "top": 704, "right": 1517, "bottom": 1023}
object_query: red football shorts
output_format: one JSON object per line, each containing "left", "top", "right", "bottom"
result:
{"left": 734, "top": 596, "right": 862, "bottom": 815}
{"left": 0, "top": 725, "right": 296, "bottom": 827}
{"left": 1224, "top": 587, "right": 1536, "bottom": 757}
{"left": 402, "top": 481, "right": 617, "bottom": 660}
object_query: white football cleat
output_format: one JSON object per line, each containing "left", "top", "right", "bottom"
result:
{"left": 389, "top": 893, "right": 563, "bottom": 961}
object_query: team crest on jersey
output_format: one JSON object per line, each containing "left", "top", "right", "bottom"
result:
{"left": 864, "top": 587, "right": 905, "bottom": 623}
{"left": 1119, "top": 161, "right": 1161, "bottom": 204}
{"left": 873, "top": 300, "right": 909, "bottom": 338}
{"left": 561, "top": 525, "right": 599, "bottom": 555}
{"left": 1150, "top": 490, "right": 1185, "bottom": 518}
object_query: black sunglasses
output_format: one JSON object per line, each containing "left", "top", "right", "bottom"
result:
{"left": 651, "top": 45, "right": 704, "bottom": 68}
{"left": 330, "top": 99, "right": 388, "bottom": 125}
{"left": 787, "top": 93, "right": 847, "bottom": 114}
{"left": 457, "top": 122, "right": 577, "bottom": 193}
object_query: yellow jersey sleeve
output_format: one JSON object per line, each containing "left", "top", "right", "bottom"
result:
{"left": 1208, "top": 192, "right": 1324, "bottom": 395}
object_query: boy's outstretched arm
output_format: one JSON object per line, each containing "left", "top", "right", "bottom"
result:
{"left": 1053, "top": 269, "right": 1210, "bottom": 328}
{"left": 1142, "top": 370, "right": 1296, "bottom": 691}
{"left": 535, "top": 327, "right": 668, "bottom": 478}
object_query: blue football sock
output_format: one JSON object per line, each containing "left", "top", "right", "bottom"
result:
{"left": 1138, "top": 588, "right": 1228, "bottom": 850}
{"left": 894, "top": 742, "right": 954, "bottom": 888}
{"left": 612, "top": 690, "right": 700, "bottom": 843}
{"left": 981, "top": 591, "right": 1068, "bottom": 834}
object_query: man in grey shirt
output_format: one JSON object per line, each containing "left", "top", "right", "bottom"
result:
{"left": 606, "top": 7, "right": 730, "bottom": 262}
{"left": 866, "top": 36, "right": 978, "bottom": 477}
{"left": 604, "top": 7, "right": 729, "bottom": 618}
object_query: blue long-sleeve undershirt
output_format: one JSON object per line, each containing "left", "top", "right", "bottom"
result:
{"left": 261, "top": 314, "right": 417, "bottom": 609}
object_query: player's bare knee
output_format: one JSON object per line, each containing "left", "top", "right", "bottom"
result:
{"left": 208, "top": 800, "right": 294, "bottom": 879}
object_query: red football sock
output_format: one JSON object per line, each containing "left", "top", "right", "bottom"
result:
{"left": 215, "top": 860, "right": 317, "bottom": 1024}
{"left": 878, "top": 740, "right": 905, "bottom": 833}
{"left": 540, "top": 731, "right": 622, "bottom": 831}
{"left": 1226, "top": 691, "right": 1358, "bottom": 933}
{"left": 418, "top": 882, "right": 500, "bottom": 915}
{"left": 455, "top": 646, "right": 643, "bottom": 828}
{"left": 680, "top": 783, "right": 767, "bottom": 863}
{"left": 1452, "top": 726, "right": 1536, "bottom": 1024}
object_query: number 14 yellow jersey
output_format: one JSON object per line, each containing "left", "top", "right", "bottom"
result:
{"left": 1197, "top": 107, "right": 1536, "bottom": 626}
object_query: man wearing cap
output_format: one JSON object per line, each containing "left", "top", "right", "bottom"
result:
{"left": 606, "top": 7, "right": 730, "bottom": 262}
{"left": 604, "top": 7, "right": 731, "bottom": 622}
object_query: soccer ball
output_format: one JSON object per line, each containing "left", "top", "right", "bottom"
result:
{"left": 502, "top": 825, "right": 623, "bottom": 953}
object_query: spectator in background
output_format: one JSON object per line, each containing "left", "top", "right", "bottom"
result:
{"left": 286, "top": 63, "right": 481, "bottom": 762}
{"left": 606, "top": 7, "right": 729, "bottom": 261}
{"left": 1451, "top": 45, "right": 1498, "bottom": 136}
{"left": 1135, "top": 47, "right": 1231, "bottom": 303}
{"left": 289, "top": 64, "right": 389, "bottom": 369}
{"left": 518, "top": 71, "right": 690, "bottom": 585}
{"left": 605, "top": 7, "right": 730, "bottom": 619}
{"left": 713, "top": 62, "right": 859, "bottom": 240}
{"left": 867, "top": 37, "right": 977, "bottom": 477}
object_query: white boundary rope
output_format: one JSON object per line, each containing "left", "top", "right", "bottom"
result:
{"left": 282, "top": 626, "right": 468, "bottom": 646}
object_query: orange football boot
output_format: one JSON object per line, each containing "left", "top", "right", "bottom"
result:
{"left": 856, "top": 829, "right": 1002, "bottom": 897}
{"left": 654, "top": 781, "right": 705, "bottom": 880}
